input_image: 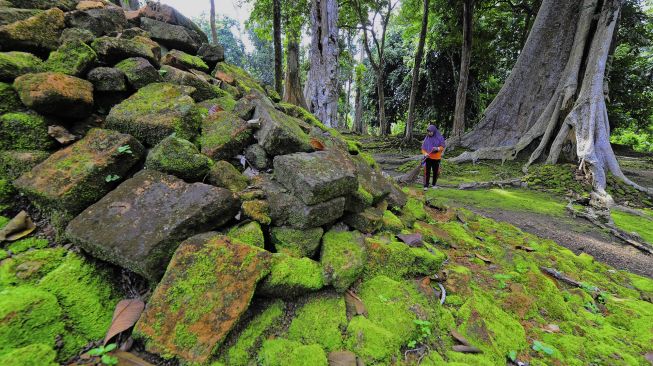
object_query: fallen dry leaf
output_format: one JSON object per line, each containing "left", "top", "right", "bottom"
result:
{"left": 215, "top": 70, "right": 235, "bottom": 84}
{"left": 515, "top": 245, "right": 536, "bottom": 252}
{"left": 0, "top": 211, "right": 36, "bottom": 242}
{"left": 475, "top": 253, "right": 492, "bottom": 263}
{"left": 310, "top": 138, "right": 326, "bottom": 151}
{"left": 328, "top": 351, "right": 357, "bottom": 366}
{"left": 345, "top": 290, "right": 367, "bottom": 317}
{"left": 104, "top": 299, "right": 145, "bottom": 346}
{"left": 396, "top": 233, "right": 423, "bottom": 247}
{"left": 48, "top": 125, "right": 77, "bottom": 145}
{"left": 451, "top": 329, "right": 471, "bottom": 346}
{"left": 543, "top": 324, "right": 561, "bottom": 333}
{"left": 452, "top": 345, "right": 482, "bottom": 354}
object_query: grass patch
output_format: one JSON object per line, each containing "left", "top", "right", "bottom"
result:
{"left": 611, "top": 209, "right": 653, "bottom": 245}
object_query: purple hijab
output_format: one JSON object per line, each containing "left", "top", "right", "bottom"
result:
{"left": 422, "top": 124, "right": 445, "bottom": 153}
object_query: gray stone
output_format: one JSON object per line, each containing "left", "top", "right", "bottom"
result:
{"left": 145, "top": 135, "right": 212, "bottom": 181}
{"left": 197, "top": 43, "right": 224, "bottom": 68}
{"left": 160, "top": 65, "right": 219, "bottom": 101}
{"left": 0, "top": 8, "right": 65, "bottom": 55}
{"left": 6, "top": 0, "right": 77, "bottom": 11}
{"left": 59, "top": 27, "right": 95, "bottom": 44}
{"left": 161, "top": 49, "right": 209, "bottom": 72}
{"left": 273, "top": 151, "right": 358, "bottom": 205}
{"left": 343, "top": 206, "right": 384, "bottom": 234}
{"left": 245, "top": 144, "right": 269, "bottom": 170}
{"left": 87, "top": 67, "right": 126, "bottom": 92}
{"left": 0, "top": 8, "right": 42, "bottom": 26}
{"left": 115, "top": 57, "right": 162, "bottom": 89}
{"left": 252, "top": 94, "right": 312, "bottom": 157}
{"left": 91, "top": 36, "right": 159, "bottom": 66}
{"left": 64, "top": 7, "right": 127, "bottom": 36}
{"left": 140, "top": 17, "right": 203, "bottom": 54}
{"left": 199, "top": 110, "right": 253, "bottom": 160}
{"left": 65, "top": 170, "right": 239, "bottom": 281}
{"left": 271, "top": 226, "right": 323, "bottom": 258}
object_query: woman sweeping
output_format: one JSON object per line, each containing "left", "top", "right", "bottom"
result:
{"left": 421, "top": 124, "right": 445, "bottom": 190}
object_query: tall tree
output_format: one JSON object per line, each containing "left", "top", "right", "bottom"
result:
{"left": 209, "top": 0, "right": 218, "bottom": 44}
{"left": 282, "top": 0, "right": 310, "bottom": 108}
{"left": 451, "top": 0, "right": 652, "bottom": 199}
{"left": 304, "top": 0, "right": 340, "bottom": 127}
{"left": 273, "top": 0, "right": 283, "bottom": 95}
{"left": 404, "top": 0, "right": 430, "bottom": 141}
{"left": 353, "top": 61, "right": 366, "bottom": 134}
{"left": 450, "top": 0, "right": 474, "bottom": 143}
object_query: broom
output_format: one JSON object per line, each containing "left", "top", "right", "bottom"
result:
{"left": 396, "top": 156, "right": 426, "bottom": 184}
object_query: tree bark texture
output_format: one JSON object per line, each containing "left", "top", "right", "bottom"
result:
{"left": 451, "top": 0, "right": 473, "bottom": 143}
{"left": 451, "top": 0, "right": 651, "bottom": 196}
{"left": 273, "top": 0, "right": 283, "bottom": 95}
{"left": 283, "top": 37, "right": 308, "bottom": 109}
{"left": 209, "top": 0, "right": 218, "bottom": 44}
{"left": 304, "top": 0, "right": 339, "bottom": 127}
{"left": 404, "top": 0, "right": 430, "bottom": 141}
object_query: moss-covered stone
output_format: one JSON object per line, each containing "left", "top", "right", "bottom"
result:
{"left": 6, "top": 237, "right": 49, "bottom": 254}
{"left": 277, "top": 102, "right": 329, "bottom": 132}
{"left": 270, "top": 226, "right": 323, "bottom": 258}
{"left": 0, "top": 150, "right": 49, "bottom": 180}
{"left": 228, "top": 221, "right": 265, "bottom": 248}
{"left": 0, "top": 248, "right": 67, "bottom": 288}
{"left": 258, "top": 338, "right": 328, "bottom": 366}
{"left": 382, "top": 210, "right": 404, "bottom": 232}
{"left": 200, "top": 110, "right": 253, "bottom": 160}
{"left": 59, "top": 27, "right": 94, "bottom": 44}
{"left": 320, "top": 229, "right": 366, "bottom": 292}
{"left": 13, "top": 72, "right": 93, "bottom": 119}
{"left": 0, "top": 52, "right": 43, "bottom": 81}
{"left": 213, "top": 62, "right": 265, "bottom": 95}
{"left": 0, "top": 343, "right": 58, "bottom": 366}
{"left": 7, "top": 0, "right": 77, "bottom": 11}
{"left": 343, "top": 206, "right": 384, "bottom": 234}
{"left": 105, "top": 83, "right": 202, "bottom": 146}
{"left": 258, "top": 254, "right": 325, "bottom": 298}
{"left": 86, "top": 66, "right": 126, "bottom": 92}
{"left": 253, "top": 96, "right": 314, "bottom": 157}
{"left": 0, "top": 112, "right": 55, "bottom": 151}
{"left": 0, "top": 82, "right": 21, "bottom": 114}
{"left": 91, "top": 36, "right": 159, "bottom": 66}
{"left": 162, "top": 49, "right": 209, "bottom": 72}
{"left": 145, "top": 135, "right": 212, "bottom": 181}
{"left": 345, "top": 316, "right": 402, "bottom": 363}
{"left": 42, "top": 40, "right": 96, "bottom": 76}
{"left": 0, "top": 8, "right": 42, "bottom": 27}
{"left": 242, "top": 199, "right": 272, "bottom": 225}
{"left": 207, "top": 160, "right": 249, "bottom": 192}
{"left": 134, "top": 233, "right": 272, "bottom": 364}
{"left": 197, "top": 95, "right": 237, "bottom": 114}
{"left": 287, "top": 293, "right": 347, "bottom": 352}
{"left": 0, "top": 8, "right": 65, "bottom": 54}
{"left": 364, "top": 238, "right": 446, "bottom": 280}
{"left": 161, "top": 65, "right": 221, "bottom": 102}
{"left": 115, "top": 57, "right": 162, "bottom": 89}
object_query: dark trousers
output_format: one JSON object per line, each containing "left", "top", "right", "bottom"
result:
{"left": 424, "top": 158, "right": 440, "bottom": 187}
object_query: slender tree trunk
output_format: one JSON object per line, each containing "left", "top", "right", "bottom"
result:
{"left": 304, "top": 0, "right": 339, "bottom": 127}
{"left": 273, "top": 0, "right": 283, "bottom": 95}
{"left": 354, "top": 83, "right": 363, "bottom": 134}
{"left": 283, "top": 36, "right": 308, "bottom": 109}
{"left": 451, "top": 0, "right": 473, "bottom": 144}
{"left": 376, "top": 69, "right": 389, "bottom": 135}
{"left": 209, "top": 0, "right": 218, "bottom": 44}
{"left": 404, "top": 0, "right": 430, "bottom": 141}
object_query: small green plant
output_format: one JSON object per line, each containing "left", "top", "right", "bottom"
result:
{"left": 159, "top": 69, "right": 168, "bottom": 76}
{"left": 532, "top": 340, "right": 554, "bottom": 356}
{"left": 105, "top": 174, "right": 120, "bottom": 182}
{"left": 507, "top": 350, "right": 518, "bottom": 362}
{"left": 88, "top": 343, "right": 118, "bottom": 365}
{"left": 117, "top": 145, "right": 133, "bottom": 155}
{"left": 493, "top": 273, "right": 512, "bottom": 289}
{"left": 406, "top": 319, "right": 432, "bottom": 349}
{"left": 584, "top": 301, "right": 600, "bottom": 314}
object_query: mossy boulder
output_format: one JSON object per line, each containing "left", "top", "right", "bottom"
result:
{"left": 270, "top": 226, "right": 323, "bottom": 258}
{"left": 145, "top": 135, "right": 212, "bottom": 181}
{"left": 114, "top": 57, "right": 162, "bottom": 89}
{"left": 42, "top": 40, "right": 97, "bottom": 76}
{"left": 0, "top": 51, "right": 43, "bottom": 81}
{"left": 320, "top": 229, "right": 366, "bottom": 292}
{"left": 86, "top": 66, "right": 127, "bottom": 91}
{"left": 105, "top": 83, "right": 202, "bottom": 146}
{"left": 258, "top": 254, "right": 325, "bottom": 298}
{"left": 381, "top": 210, "right": 404, "bottom": 232}
{"left": 0, "top": 8, "right": 65, "bottom": 54}
{"left": 0, "top": 112, "right": 56, "bottom": 151}
{"left": 0, "top": 343, "right": 58, "bottom": 366}
{"left": 14, "top": 128, "right": 144, "bottom": 217}
{"left": 161, "top": 64, "right": 220, "bottom": 101}
{"left": 65, "top": 170, "right": 239, "bottom": 281}
{"left": 0, "top": 8, "right": 42, "bottom": 27}
{"left": 6, "top": 0, "right": 78, "bottom": 11}
{"left": 286, "top": 293, "right": 347, "bottom": 352}
{"left": 162, "top": 49, "right": 209, "bottom": 72}
{"left": 134, "top": 233, "right": 271, "bottom": 364}
{"left": 343, "top": 206, "right": 384, "bottom": 234}
{"left": 273, "top": 151, "right": 358, "bottom": 205}
{"left": 64, "top": 6, "right": 127, "bottom": 37}
{"left": 228, "top": 221, "right": 265, "bottom": 248}
{"left": 140, "top": 17, "right": 203, "bottom": 53}
{"left": 0, "top": 82, "right": 21, "bottom": 114}
{"left": 346, "top": 154, "right": 393, "bottom": 212}
{"left": 200, "top": 110, "right": 253, "bottom": 160}
{"left": 13, "top": 72, "right": 94, "bottom": 119}
{"left": 258, "top": 338, "right": 328, "bottom": 366}
{"left": 364, "top": 238, "right": 447, "bottom": 280}
{"left": 345, "top": 316, "right": 402, "bottom": 363}
{"left": 59, "top": 27, "right": 95, "bottom": 44}
{"left": 0, "top": 150, "right": 49, "bottom": 180}
{"left": 213, "top": 62, "right": 265, "bottom": 95}
{"left": 244, "top": 143, "right": 269, "bottom": 169}
{"left": 207, "top": 160, "right": 249, "bottom": 192}
{"left": 252, "top": 94, "right": 313, "bottom": 157}
{"left": 197, "top": 43, "right": 224, "bottom": 69}
{"left": 241, "top": 199, "right": 272, "bottom": 225}
{"left": 197, "top": 95, "right": 237, "bottom": 113}
{"left": 91, "top": 36, "right": 159, "bottom": 66}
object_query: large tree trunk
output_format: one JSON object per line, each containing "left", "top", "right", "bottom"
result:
{"left": 283, "top": 37, "right": 308, "bottom": 109}
{"left": 209, "top": 0, "right": 218, "bottom": 44}
{"left": 273, "top": 0, "right": 283, "bottom": 95}
{"left": 451, "top": 0, "right": 651, "bottom": 198}
{"left": 404, "top": 0, "right": 430, "bottom": 142}
{"left": 376, "top": 69, "right": 389, "bottom": 135}
{"left": 451, "top": 0, "right": 473, "bottom": 143}
{"left": 304, "top": 0, "right": 339, "bottom": 127}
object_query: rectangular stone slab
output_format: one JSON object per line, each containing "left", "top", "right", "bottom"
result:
{"left": 65, "top": 170, "right": 238, "bottom": 281}
{"left": 133, "top": 233, "right": 271, "bottom": 364}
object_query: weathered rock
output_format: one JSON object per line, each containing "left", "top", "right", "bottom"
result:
{"left": 207, "top": 160, "right": 249, "bottom": 192}
{"left": 161, "top": 49, "right": 209, "bottom": 72}
{"left": 252, "top": 94, "right": 312, "bottom": 157}
{"left": 273, "top": 151, "right": 357, "bottom": 205}
{"left": 0, "top": 112, "right": 56, "bottom": 151}
{"left": 214, "top": 62, "right": 265, "bottom": 94}
{"left": 42, "top": 40, "right": 97, "bottom": 76}
{"left": 13, "top": 72, "right": 93, "bottom": 119}
{"left": 105, "top": 83, "right": 201, "bottom": 145}
{"left": 270, "top": 226, "right": 323, "bottom": 258}
{"left": 87, "top": 67, "right": 126, "bottom": 91}
{"left": 197, "top": 43, "right": 224, "bottom": 68}
{"left": 132, "top": 35, "right": 162, "bottom": 60}
{"left": 227, "top": 221, "right": 264, "bottom": 248}
{"left": 320, "top": 229, "right": 367, "bottom": 292}
{"left": 66, "top": 172, "right": 239, "bottom": 281}
{"left": 14, "top": 128, "right": 144, "bottom": 217}
{"left": 197, "top": 95, "right": 237, "bottom": 114}
{"left": 59, "top": 27, "right": 94, "bottom": 45}
{"left": 267, "top": 183, "right": 346, "bottom": 229}
{"left": 5, "top": 0, "right": 78, "bottom": 11}
{"left": 343, "top": 206, "right": 384, "bottom": 234}
{"left": 138, "top": 0, "right": 207, "bottom": 43}
{"left": 0, "top": 8, "right": 64, "bottom": 54}
{"left": 364, "top": 238, "right": 446, "bottom": 280}
{"left": 0, "top": 8, "right": 42, "bottom": 27}
{"left": 91, "top": 36, "right": 158, "bottom": 66}
{"left": 0, "top": 51, "right": 43, "bottom": 81}
{"left": 64, "top": 7, "right": 127, "bottom": 36}
{"left": 76, "top": 1, "right": 104, "bottom": 11}
{"left": 133, "top": 233, "right": 270, "bottom": 363}
{"left": 386, "top": 180, "right": 408, "bottom": 209}
{"left": 0, "top": 82, "right": 22, "bottom": 114}
{"left": 140, "top": 17, "right": 203, "bottom": 53}
{"left": 145, "top": 135, "right": 212, "bottom": 181}
{"left": 0, "top": 150, "right": 49, "bottom": 180}
{"left": 258, "top": 338, "right": 328, "bottom": 366}
{"left": 199, "top": 110, "right": 253, "bottom": 160}
{"left": 160, "top": 64, "right": 219, "bottom": 101}
{"left": 114, "top": 57, "right": 161, "bottom": 89}
{"left": 345, "top": 154, "right": 392, "bottom": 212}
{"left": 245, "top": 143, "right": 269, "bottom": 170}
{"left": 258, "top": 254, "right": 324, "bottom": 298}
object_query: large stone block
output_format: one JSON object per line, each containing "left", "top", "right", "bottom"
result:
{"left": 160, "top": 65, "right": 219, "bottom": 101}
{"left": 252, "top": 95, "right": 313, "bottom": 157}
{"left": 0, "top": 51, "right": 43, "bottom": 81}
{"left": 13, "top": 72, "right": 93, "bottom": 119}
{"left": 199, "top": 110, "right": 253, "bottom": 160}
{"left": 64, "top": 7, "right": 127, "bottom": 36}
{"left": 91, "top": 36, "right": 159, "bottom": 66}
{"left": 65, "top": 171, "right": 239, "bottom": 281}
{"left": 114, "top": 57, "right": 161, "bottom": 89}
{"left": 140, "top": 17, "right": 203, "bottom": 53}
{"left": 0, "top": 8, "right": 64, "bottom": 54}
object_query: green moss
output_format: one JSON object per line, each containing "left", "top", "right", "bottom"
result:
{"left": 145, "top": 135, "right": 212, "bottom": 181}
{"left": 242, "top": 199, "right": 272, "bottom": 225}
{"left": 228, "top": 221, "right": 265, "bottom": 248}
{"left": 320, "top": 229, "right": 366, "bottom": 292}
{"left": 0, "top": 178, "right": 15, "bottom": 206}
{"left": 208, "top": 160, "right": 249, "bottom": 192}
{"left": 352, "top": 185, "right": 374, "bottom": 207}
{"left": 287, "top": 293, "right": 347, "bottom": 352}
{"left": 346, "top": 316, "right": 401, "bottom": 363}
{"left": 0, "top": 248, "right": 67, "bottom": 288}
{"left": 364, "top": 238, "right": 446, "bottom": 280}
{"left": 270, "top": 226, "right": 323, "bottom": 258}
{"left": 225, "top": 300, "right": 285, "bottom": 366}
{"left": 0, "top": 343, "right": 58, "bottom": 366}
{"left": 257, "top": 338, "right": 327, "bottom": 366}
{"left": 0, "top": 51, "right": 43, "bottom": 80}
{"left": 214, "top": 62, "right": 265, "bottom": 94}
{"left": 0, "top": 215, "right": 9, "bottom": 228}
{"left": 43, "top": 40, "right": 96, "bottom": 76}
{"left": 359, "top": 152, "right": 378, "bottom": 168}
{"left": 164, "top": 49, "right": 209, "bottom": 72}
{"left": 199, "top": 110, "right": 253, "bottom": 160}
{"left": 198, "top": 95, "right": 237, "bottom": 114}
{"left": 0, "top": 150, "right": 49, "bottom": 180}
{"left": 6, "top": 236, "right": 49, "bottom": 254}
{"left": 400, "top": 197, "right": 428, "bottom": 227}
{"left": 525, "top": 163, "right": 589, "bottom": 195}
{"left": 611, "top": 209, "right": 653, "bottom": 245}
{"left": 0, "top": 112, "right": 55, "bottom": 150}
{"left": 0, "top": 250, "right": 7, "bottom": 260}
{"left": 346, "top": 139, "right": 361, "bottom": 155}
{"left": 381, "top": 210, "right": 404, "bottom": 232}
{"left": 259, "top": 254, "right": 324, "bottom": 298}
{"left": 276, "top": 102, "right": 329, "bottom": 132}
{"left": 0, "top": 82, "right": 22, "bottom": 114}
